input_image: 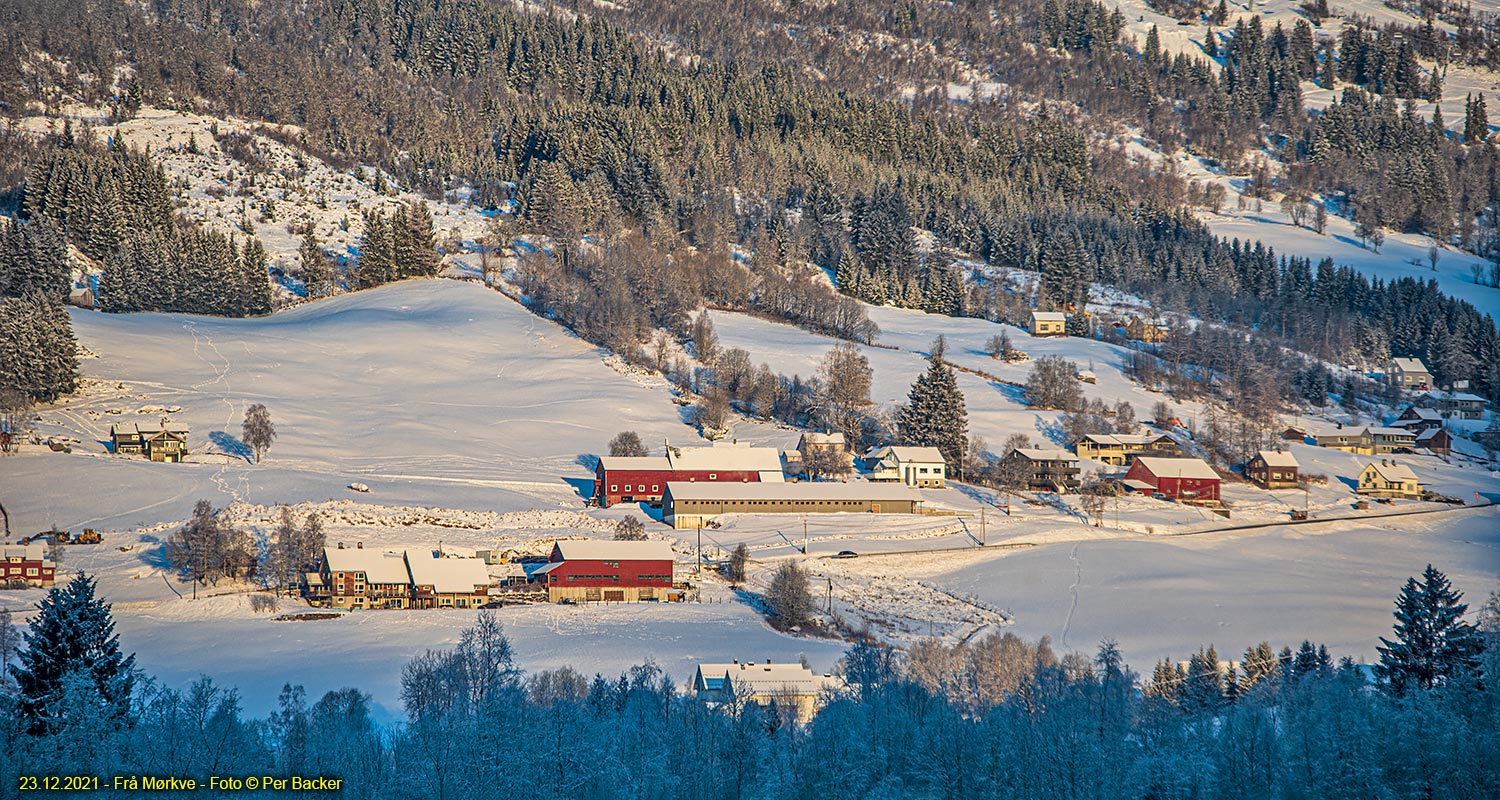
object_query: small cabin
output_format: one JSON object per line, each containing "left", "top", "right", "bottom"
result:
{"left": 1245, "top": 450, "right": 1299, "bottom": 490}
{"left": 1029, "top": 311, "right": 1068, "bottom": 337}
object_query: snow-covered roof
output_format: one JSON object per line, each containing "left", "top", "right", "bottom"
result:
{"left": 864, "top": 445, "right": 946, "bottom": 465}
{"left": 1031, "top": 311, "right": 1067, "bottom": 322}
{"left": 1013, "top": 448, "right": 1079, "bottom": 462}
{"left": 1363, "top": 461, "right": 1421, "bottom": 484}
{"left": 2, "top": 544, "right": 49, "bottom": 562}
{"left": 323, "top": 547, "right": 411, "bottom": 584}
{"left": 799, "top": 432, "right": 846, "bottom": 446}
{"left": 1364, "top": 426, "right": 1414, "bottom": 437}
{"left": 602, "top": 443, "right": 785, "bottom": 477}
{"left": 1391, "top": 357, "right": 1429, "bottom": 374}
{"left": 404, "top": 551, "right": 491, "bottom": 593}
{"left": 1254, "top": 450, "right": 1299, "bottom": 468}
{"left": 1415, "top": 428, "right": 1448, "bottom": 442}
{"left": 598, "top": 455, "right": 671, "bottom": 470}
{"left": 1422, "top": 390, "right": 1486, "bottom": 403}
{"left": 665, "top": 481, "right": 922, "bottom": 502}
{"left": 1400, "top": 407, "right": 1443, "bottom": 421}
{"left": 1077, "top": 433, "right": 1170, "bottom": 446}
{"left": 695, "top": 662, "right": 839, "bottom": 695}
{"left": 111, "top": 420, "right": 189, "bottom": 436}
{"left": 1132, "top": 457, "right": 1219, "bottom": 480}
{"left": 667, "top": 442, "right": 785, "bottom": 475}
{"left": 552, "top": 540, "right": 676, "bottom": 562}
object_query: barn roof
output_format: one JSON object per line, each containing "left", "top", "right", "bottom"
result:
{"left": 552, "top": 539, "right": 676, "bottom": 562}
{"left": 665, "top": 481, "right": 922, "bottom": 503}
{"left": 863, "top": 445, "right": 946, "bottom": 464}
{"left": 322, "top": 547, "right": 411, "bottom": 584}
{"left": 666, "top": 442, "right": 785, "bottom": 474}
{"left": 1132, "top": 457, "right": 1219, "bottom": 480}
{"left": 1013, "top": 448, "right": 1079, "bottom": 462}
{"left": 405, "top": 551, "right": 491, "bottom": 593}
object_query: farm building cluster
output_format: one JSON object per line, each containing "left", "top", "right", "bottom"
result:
{"left": 303, "top": 539, "right": 687, "bottom": 609}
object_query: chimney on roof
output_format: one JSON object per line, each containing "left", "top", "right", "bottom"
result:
{"left": 338, "top": 542, "right": 345, "bottom": 549}
{"left": 356, "top": 541, "right": 363, "bottom": 549}
{"left": 732, "top": 659, "right": 738, "bottom": 665}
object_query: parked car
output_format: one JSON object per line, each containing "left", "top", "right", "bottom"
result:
{"left": 833, "top": 550, "right": 859, "bottom": 559}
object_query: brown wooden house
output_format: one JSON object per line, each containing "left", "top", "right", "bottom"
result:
{"left": 1245, "top": 450, "right": 1299, "bottom": 489}
{"left": 111, "top": 419, "right": 190, "bottom": 462}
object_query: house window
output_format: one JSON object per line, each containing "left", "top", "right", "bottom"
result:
{"left": 652, "top": 485, "right": 659, "bottom": 492}
{"left": 610, "top": 484, "right": 618, "bottom": 492}
{"left": 709, "top": 473, "right": 717, "bottom": 479}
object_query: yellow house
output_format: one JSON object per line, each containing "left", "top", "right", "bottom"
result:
{"left": 1124, "top": 318, "right": 1169, "bottom": 343}
{"left": 1356, "top": 460, "right": 1423, "bottom": 500}
{"left": 693, "top": 661, "right": 842, "bottom": 723}
{"left": 1029, "top": 311, "right": 1068, "bottom": 337}
{"left": 1072, "top": 433, "right": 1178, "bottom": 465}
{"left": 1315, "top": 426, "right": 1415, "bottom": 455}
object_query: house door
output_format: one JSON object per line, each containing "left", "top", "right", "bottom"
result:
{"left": 604, "top": 590, "right": 625, "bottom": 602}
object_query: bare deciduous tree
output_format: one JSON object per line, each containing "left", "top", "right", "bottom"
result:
{"left": 608, "top": 431, "right": 648, "bottom": 457}
{"left": 614, "top": 515, "right": 647, "bottom": 540}
{"left": 242, "top": 403, "right": 276, "bottom": 463}
{"left": 765, "top": 562, "right": 814, "bottom": 628}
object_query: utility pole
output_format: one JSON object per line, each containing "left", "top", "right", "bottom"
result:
{"left": 696, "top": 518, "right": 703, "bottom": 594}
{"left": 0, "top": 498, "right": 9, "bottom": 540}
{"left": 802, "top": 516, "right": 808, "bottom": 554}
{"left": 980, "top": 506, "right": 986, "bottom": 545}
{"left": 827, "top": 577, "right": 833, "bottom": 614}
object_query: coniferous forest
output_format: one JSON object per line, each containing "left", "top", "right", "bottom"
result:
{"left": 0, "top": 570, "right": 1495, "bottom": 799}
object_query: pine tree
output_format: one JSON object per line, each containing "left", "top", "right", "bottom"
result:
{"left": 1376, "top": 565, "right": 1484, "bottom": 693}
{"left": 298, "top": 228, "right": 336, "bottom": 298}
{"left": 1464, "top": 93, "right": 1489, "bottom": 143}
{"left": 240, "top": 237, "right": 273, "bottom": 316}
{"left": 895, "top": 336, "right": 968, "bottom": 474}
{"left": 10, "top": 574, "right": 137, "bottom": 734}
{"left": 356, "top": 211, "right": 395, "bottom": 288}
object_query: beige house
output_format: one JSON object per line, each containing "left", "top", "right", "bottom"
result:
{"left": 1124, "top": 318, "right": 1168, "bottom": 343}
{"left": 406, "top": 550, "right": 492, "bottom": 609}
{"left": 110, "top": 419, "right": 190, "bottom": 462}
{"left": 693, "top": 660, "right": 842, "bottom": 723}
{"left": 862, "top": 445, "right": 947, "bottom": 487}
{"left": 1315, "top": 426, "right": 1415, "bottom": 455}
{"left": 1357, "top": 460, "right": 1423, "bottom": 500}
{"left": 1029, "top": 311, "right": 1068, "bottom": 337}
{"left": 1390, "top": 358, "right": 1432, "bottom": 390}
{"left": 1072, "top": 433, "right": 1178, "bottom": 465}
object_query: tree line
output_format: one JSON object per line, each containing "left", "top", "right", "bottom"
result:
{"left": 1, "top": 567, "right": 1494, "bottom": 797}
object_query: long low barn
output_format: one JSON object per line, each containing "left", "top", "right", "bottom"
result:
{"left": 663, "top": 481, "right": 924, "bottom": 529}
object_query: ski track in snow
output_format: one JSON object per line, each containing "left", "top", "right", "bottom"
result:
{"left": 1061, "top": 542, "right": 1081, "bottom": 650}
{"left": 185, "top": 322, "right": 249, "bottom": 504}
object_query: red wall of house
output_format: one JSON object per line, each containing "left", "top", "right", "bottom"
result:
{"left": 1124, "top": 462, "right": 1221, "bottom": 502}
{"left": 544, "top": 558, "right": 674, "bottom": 588}
{"left": 2, "top": 559, "right": 54, "bottom": 584}
{"left": 595, "top": 465, "right": 765, "bottom": 507}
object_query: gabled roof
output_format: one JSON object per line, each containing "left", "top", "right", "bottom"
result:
{"left": 1253, "top": 450, "right": 1298, "bottom": 468}
{"left": 1013, "top": 448, "right": 1079, "bottom": 462}
{"left": 111, "top": 420, "right": 189, "bottom": 437}
{"left": 2, "top": 544, "right": 50, "bottom": 562}
{"left": 1077, "top": 433, "right": 1170, "bottom": 447}
{"left": 405, "top": 551, "right": 491, "bottom": 593}
{"left": 598, "top": 455, "right": 672, "bottom": 471}
{"left": 1364, "top": 426, "right": 1414, "bottom": 438}
{"left": 1132, "top": 457, "right": 1219, "bottom": 480}
{"left": 552, "top": 539, "right": 676, "bottom": 562}
{"left": 1391, "top": 357, "right": 1429, "bottom": 373}
{"left": 1031, "top": 311, "right": 1067, "bottom": 322}
{"left": 798, "top": 432, "right": 846, "bottom": 446}
{"left": 1415, "top": 428, "right": 1448, "bottom": 442}
{"left": 1363, "top": 461, "right": 1421, "bottom": 484}
{"left": 695, "top": 662, "right": 840, "bottom": 695}
{"left": 1400, "top": 407, "right": 1443, "bottom": 421}
{"left": 666, "top": 442, "right": 785, "bottom": 474}
{"left": 665, "top": 481, "right": 922, "bottom": 503}
{"left": 1422, "top": 390, "right": 1486, "bottom": 403}
{"left": 864, "top": 445, "right": 946, "bottom": 464}
{"left": 323, "top": 547, "right": 411, "bottom": 584}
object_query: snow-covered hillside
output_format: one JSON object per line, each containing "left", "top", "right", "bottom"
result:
{"left": 6, "top": 279, "right": 1497, "bottom": 719}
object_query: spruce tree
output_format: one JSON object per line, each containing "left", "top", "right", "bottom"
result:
{"left": 1376, "top": 564, "right": 1484, "bottom": 693}
{"left": 895, "top": 336, "right": 968, "bottom": 474}
{"left": 10, "top": 574, "right": 137, "bottom": 734}
{"left": 240, "top": 237, "right": 273, "bottom": 316}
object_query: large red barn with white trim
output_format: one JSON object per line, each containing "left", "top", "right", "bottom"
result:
{"left": 594, "top": 441, "right": 784, "bottom": 507}
{"left": 536, "top": 540, "right": 679, "bottom": 602}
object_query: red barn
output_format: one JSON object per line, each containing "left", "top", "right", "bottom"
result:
{"left": 1123, "top": 457, "right": 1221, "bottom": 504}
{"left": 536, "top": 540, "right": 679, "bottom": 602}
{"left": 2, "top": 544, "right": 57, "bottom": 588}
{"left": 594, "top": 442, "right": 784, "bottom": 507}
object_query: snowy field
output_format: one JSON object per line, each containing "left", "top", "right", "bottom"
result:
{"left": 4, "top": 279, "right": 1499, "bottom": 719}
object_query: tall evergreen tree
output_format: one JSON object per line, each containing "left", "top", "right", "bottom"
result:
{"left": 9, "top": 574, "right": 137, "bottom": 734}
{"left": 1376, "top": 564, "right": 1485, "bottom": 693}
{"left": 895, "top": 336, "right": 968, "bottom": 474}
